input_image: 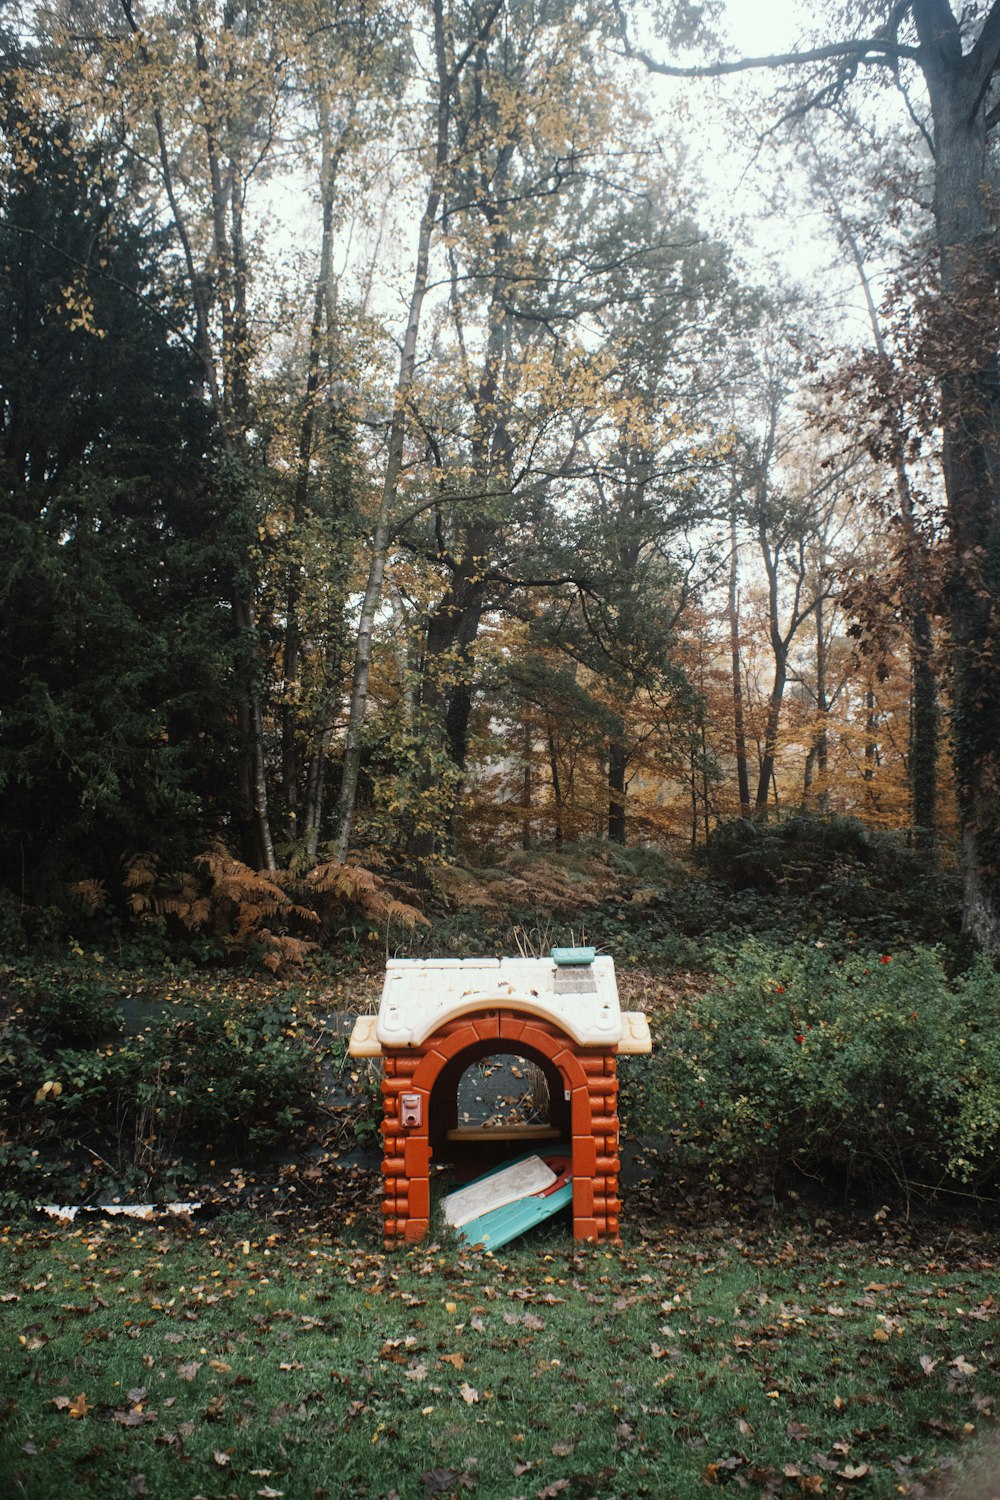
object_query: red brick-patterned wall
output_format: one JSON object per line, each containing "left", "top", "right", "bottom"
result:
{"left": 379, "top": 1008, "right": 620, "bottom": 1245}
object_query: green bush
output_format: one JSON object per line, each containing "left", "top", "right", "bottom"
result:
{"left": 0, "top": 991, "right": 318, "bottom": 1205}
{"left": 621, "top": 939, "right": 1000, "bottom": 1195}
{"left": 11, "top": 966, "right": 123, "bottom": 1047}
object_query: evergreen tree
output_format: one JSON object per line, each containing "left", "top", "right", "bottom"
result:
{"left": 0, "top": 81, "right": 233, "bottom": 901}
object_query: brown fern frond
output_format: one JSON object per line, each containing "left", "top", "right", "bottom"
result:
{"left": 308, "top": 861, "right": 378, "bottom": 898}
{"left": 303, "top": 860, "right": 428, "bottom": 930}
{"left": 68, "top": 879, "right": 108, "bottom": 914}
{"left": 123, "top": 853, "right": 158, "bottom": 890}
{"left": 376, "top": 896, "right": 429, "bottom": 931}
{"left": 259, "top": 931, "right": 317, "bottom": 974}
{"left": 289, "top": 904, "right": 321, "bottom": 926}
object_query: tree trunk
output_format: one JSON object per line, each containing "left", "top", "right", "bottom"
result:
{"left": 727, "top": 511, "right": 751, "bottom": 816}
{"left": 281, "top": 101, "right": 346, "bottom": 836}
{"left": 608, "top": 735, "right": 627, "bottom": 844}
{"left": 816, "top": 146, "right": 939, "bottom": 853}
{"left": 910, "top": 610, "right": 938, "bottom": 851}
{"left": 865, "top": 682, "right": 877, "bottom": 783}
{"left": 332, "top": 0, "right": 454, "bottom": 865}
{"left": 755, "top": 649, "right": 787, "bottom": 813}
{"left": 910, "top": 0, "right": 1000, "bottom": 943}
{"left": 405, "top": 570, "right": 487, "bottom": 870}
{"left": 546, "top": 718, "right": 564, "bottom": 846}
{"left": 813, "top": 592, "right": 829, "bottom": 812}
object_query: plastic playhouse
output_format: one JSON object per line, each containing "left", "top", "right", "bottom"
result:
{"left": 348, "top": 948, "right": 651, "bottom": 1245}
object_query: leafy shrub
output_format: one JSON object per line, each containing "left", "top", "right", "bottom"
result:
{"left": 11, "top": 967, "right": 122, "bottom": 1047}
{"left": 0, "top": 989, "right": 318, "bottom": 1204}
{"left": 699, "top": 814, "right": 962, "bottom": 949}
{"left": 589, "top": 816, "right": 963, "bottom": 967}
{"left": 620, "top": 939, "right": 1000, "bottom": 1196}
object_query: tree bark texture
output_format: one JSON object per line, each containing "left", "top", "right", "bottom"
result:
{"left": 911, "top": 0, "right": 1000, "bottom": 945}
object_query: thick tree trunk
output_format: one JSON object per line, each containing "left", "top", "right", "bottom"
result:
{"left": 755, "top": 650, "right": 786, "bottom": 813}
{"left": 865, "top": 682, "right": 877, "bottom": 784}
{"left": 913, "top": 0, "right": 1000, "bottom": 945}
{"left": 813, "top": 593, "right": 829, "bottom": 812}
{"left": 822, "top": 155, "right": 940, "bottom": 853}
{"left": 405, "top": 571, "right": 486, "bottom": 870}
{"left": 546, "top": 719, "right": 564, "bottom": 846}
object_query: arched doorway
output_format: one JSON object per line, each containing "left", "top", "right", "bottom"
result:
{"left": 426, "top": 1037, "right": 570, "bottom": 1170}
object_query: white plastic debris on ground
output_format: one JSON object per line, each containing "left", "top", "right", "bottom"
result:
{"left": 38, "top": 1202, "right": 202, "bottom": 1223}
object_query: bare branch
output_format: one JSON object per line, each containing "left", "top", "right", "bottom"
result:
{"left": 628, "top": 39, "right": 920, "bottom": 83}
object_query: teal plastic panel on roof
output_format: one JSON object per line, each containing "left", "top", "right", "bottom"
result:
{"left": 550, "top": 946, "right": 596, "bottom": 966}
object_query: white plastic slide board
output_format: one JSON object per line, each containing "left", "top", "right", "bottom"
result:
{"left": 443, "top": 1155, "right": 556, "bottom": 1229}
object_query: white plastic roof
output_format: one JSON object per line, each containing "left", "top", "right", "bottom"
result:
{"left": 373, "top": 955, "right": 629, "bottom": 1049}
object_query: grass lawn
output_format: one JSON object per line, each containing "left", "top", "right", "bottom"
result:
{"left": 1, "top": 1201, "right": 998, "bottom": 1499}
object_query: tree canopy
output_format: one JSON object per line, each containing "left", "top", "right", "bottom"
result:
{"left": 3, "top": 0, "right": 999, "bottom": 949}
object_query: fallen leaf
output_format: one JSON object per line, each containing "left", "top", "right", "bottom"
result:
{"left": 112, "top": 1407, "right": 155, "bottom": 1427}
{"left": 839, "top": 1465, "right": 870, "bottom": 1480}
{"left": 177, "top": 1361, "right": 202, "bottom": 1382}
{"left": 68, "top": 1393, "right": 89, "bottom": 1419}
{"left": 127, "top": 1476, "right": 148, "bottom": 1497}
{"left": 213, "top": 1450, "right": 231, "bottom": 1467}
{"left": 459, "top": 1383, "right": 479, "bottom": 1405}
{"left": 421, "top": 1471, "right": 458, "bottom": 1495}
{"left": 439, "top": 1353, "right": 465, "bottom": 1370}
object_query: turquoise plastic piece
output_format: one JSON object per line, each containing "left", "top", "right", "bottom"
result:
{"left": 447, "top": 1148, "right": 574, "bottom": 1251}
{"left": 550, "top": 945, "right": 596, "bottom": 966}
{"left": 456, "top": 1180, "right": 573, "bottom": 1250}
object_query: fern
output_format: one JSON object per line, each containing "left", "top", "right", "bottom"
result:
{"left": 120, "top": 846, "right": 425, "bottom": 973}
{"left": 307, "top": 860, "right": 428, "bottom": 932}
{"left": 68, "top": 879, "right": 108, "bottom": 915}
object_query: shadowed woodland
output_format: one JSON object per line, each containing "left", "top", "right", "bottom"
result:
{"left": 6, "top": 0, "right": 1000, "bottom": 948}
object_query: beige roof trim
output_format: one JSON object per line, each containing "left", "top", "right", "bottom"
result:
{"left": 350, "top": 1002, "right": 652, "bottom": 1056}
